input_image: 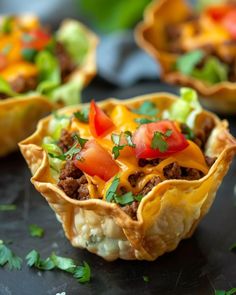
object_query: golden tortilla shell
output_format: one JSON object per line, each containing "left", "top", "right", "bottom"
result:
{"left": 135, "top": 0, "right": 236, "bottom": 114}
{"left": 19, "top": 93, "right": 236, "bottom": 261}
{"left": 0, "top": 17, "right": 98, "bottom": 156}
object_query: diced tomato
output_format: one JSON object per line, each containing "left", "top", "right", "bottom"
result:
{"left": 0, "top": 54, "right": 7, "bottom": 70}
{"left": 222, "top": 10, "right": 236, "bottom": 39}
{"left": 133, "top": 120, "right": 189, "bottom": 159}
{"left": 22, "top": 28, "right": 51, "bottom": 51}
{"left": 206, "top": 5, "right": 232, "bottom": 22}
{"left": 89, "top": 100, "right": 115, "bottom": 137}
{"left": 73, "top": 139, "right": 120, "bottom": 181}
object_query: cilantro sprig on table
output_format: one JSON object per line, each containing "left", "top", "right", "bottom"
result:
{"left": 105, "top": 176, "right": 143, "bottom": 205}
{"left": 26, "top": 250, "right": 91, "bottom": 283}
{"left": 29, "top": 224, "right": 44, "bottom": 238}
{"left": 0, "top": 204, "right": 17, "bottom": 211}
{"left": 0, "top": 240, "right": 22, "bottom": 270}
{"left": 111, "top": 131, "right": 135, "bottom": 159}
{"left": 215, "top": 288, "right": 236, "bottom": 295}
{"left": 151, "top": 129, "right": 173, "bottom": 153}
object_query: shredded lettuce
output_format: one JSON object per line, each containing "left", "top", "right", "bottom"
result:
{"left": 48, "top": 113, "right": 70, "bottom": 141}
{"left": 56, "top": 21, "right": 89, "bottom": 65}
{"left": 35, "top": 50, "right": 60, "bottom": 93}
{"left": 49, "top": 79, "right": 82, "bottom": 106}
{"left": 0, "top": 77, "right": 16, "bottom": 97}
{"left": 175, "top": 50, "right": 204, "bottom": 75}
{"left": 42, "top": 137, "right": 64, "bottom": 180}
{"left": 175, "top": 50, "right": 228, "bottom": 85}
{"left": 164, "top": 88, "right": 202, "bottom": 127}
{"left": 192, "top": 57, "right": 228, "bottom": 85}
{"left": 196, "top": 0, "right": 224, "bottom": 12}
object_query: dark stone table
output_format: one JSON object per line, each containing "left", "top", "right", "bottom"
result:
{"left": 0, "top": 79, "right": 235, "bottom": 295}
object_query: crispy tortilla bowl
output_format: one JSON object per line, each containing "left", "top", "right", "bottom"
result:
{"left": 19, "top": 93, "right": 236, "bottom": 261}
{"left": 0, "top": 16, "right": 98, "bottom": 156}
{"left": 135, "top": 0, "right": 236, "bottom": 114}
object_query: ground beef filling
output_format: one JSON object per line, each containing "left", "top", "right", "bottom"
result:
{"left": 58, "top": 129, "right": 76, "bottom": 152}
{"left": 58, "top": 160, "right": 89, "bottom": 201}
{"left": 55, "top": 42, "right": 76, "bottom": 81}
{"left": 0, "top": 75, "right": 38, "bottom": 99}
{"left": 56, "top": 120, "right": 217, "bottom": 219}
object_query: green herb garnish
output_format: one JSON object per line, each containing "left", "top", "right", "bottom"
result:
{"left": 21, "top": 48, "right": 37, "bottom": 62}
{"left": 48, "top": 135, "right": 88, "bottom": 160}
{"left": 134, "top": 118, "right": 158, "bottom": 125}
{"left": 192, "top": 56, "right": 228, "bottom": 85}
{"left": 29, "top": 224, "right": 44, "bottom": 238}
{"left": 0, "top": 204, "right": 16, "bottom": 211}
{"left": 143, "top": 275, "right": 149, "bottom": 282}
{"left": 0, "top": 240, "right": 22, "bottom": 270}
{"left": 151, "top": 129, "right": 172, "bottom": 153}
{"left": 133, "top": 101, "right": 158, "bottom": 116}
{"left": 229, "top": 243, "right": 236, "bottom": 252}
{"left": 73, "top": 134, "right": 88, "bottom": 148}
{"left": 1, "top": 16, "right": 13, "bottom": 34}
{"left": 105, "top": 175, "right": 120, "bottom": 202}
{"left": 74, "top": 108, "right": 89, "bottom": 123}
{"left": 111, "top": 131, "right": 135, "bottom": 159}
{"left": 215, "top": 288, "right": 236, "bottom": 295}
{"left": 105, "top": 176, "right": 143, "bottom": 205}
{"left": 26, "top": 250, "right": 91, "bottom": 283}
{"left": 175, "top": 49, "right": 204, "bottom": 75}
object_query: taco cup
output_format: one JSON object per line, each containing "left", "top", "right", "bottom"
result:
{"left": 0, "top": 15, "right": 98, "bottom": 156}
{"left": 136, "top": 0, "right": 236, "bottom": 114}
{"left": 19, "top": 88, "right": 236, "bottom": 261}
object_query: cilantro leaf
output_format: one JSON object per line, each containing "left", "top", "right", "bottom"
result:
{"left": 215, "top": 288, "right": 236, "bottom": 295}
{"left": 73, "top": 134, "right": 88, "bottom": 148}
{"left": 21, "top": 48, "right": 37, "bottom": 62}
{"left": 0, "top": 204, "right": 16, "bottom": 211}
{"left": 135, "top": 195, "right": 143, "bottom": 202}
{"left": 143, "top": 275, "right": 149, "bottom": 282}
{"left": 1, "top": 16, "right": 13, "bottom": 34}
{"left": 29, "top": 224, "right": 44, "bottom": 238}
{"left": 50, "top": 252, "right": 75, "bottom": 272}
{"left": 0, "top": 241, "right": 22, "bottom": 270}
{"left": 164, "top": 129, "right": 173, "bottom": 137}
{"left": 133, "top": 101, "right": 158, "bottom": 116}
{"left": 112, "top": 145, "right": 124, "bottom": 159}
{"left": 151, "top": 132, "right": 168, "bottom": 153}
{"left": 192, "top": 56, "right": 228, "bottom": 85}
{"left": 106, "top": 176, "right": 120, "bottom": 202}
{"left": 175, "top": 50, "right": 204, "bottom": 75}
{"left": 26, "top": 250, "right": 40, "bottom": 267}
{"left": 25, "top": 250, "right": 91, "bottom": 283}
{"left": 135, "top": 118, "right": 158, "bottom": 125}
{"left": 114, "top": 192, "right": 135, "bottom": 205}
{"left": 111, "top": 133, "right": 120, "bottom": 145}
{"left": 49, "top": 135, "right": 88, "bottom": 161}
{"left": 229, "top": 243, "right": 236, "bottom": 252}
{"left": 74, "top": 108, "right": 89, "bottom": 123}
{"left": 73, "top": 261, "right": 91, "bottom": 283}
{"left": 111, "top": 131, "right": 135, "bottom": 159}
{"left": 124, "top": 131, "right": 135, "bottom": 147}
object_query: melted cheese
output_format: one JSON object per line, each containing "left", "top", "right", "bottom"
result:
{"left": 70, "top": 104, "right": 210, "bottom": 199}
{"left": 0, "top": 61, "right": 38, "bottom": 81}
{"left": 180, "top": 15, "right": 230, "bottom": 51}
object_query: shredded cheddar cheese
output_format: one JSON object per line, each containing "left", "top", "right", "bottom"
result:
{"left": 0, "top": 61, "right": 38, "bottom": 81}
{"left": 69, "top": 104, "right": 210, "bottom": 199}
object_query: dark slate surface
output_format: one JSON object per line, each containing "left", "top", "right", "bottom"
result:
{"left": 0, "top": 80, "right": 236, "bottom": 295}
